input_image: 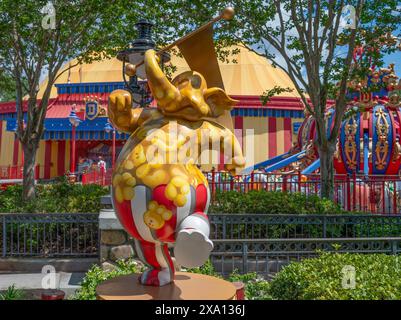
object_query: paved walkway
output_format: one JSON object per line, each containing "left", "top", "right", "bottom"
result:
{"left": 0, "top": 272, "right": 85, "bottom": 297}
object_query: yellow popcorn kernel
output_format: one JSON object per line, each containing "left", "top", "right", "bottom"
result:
{"left": 174, "top": 194, "right": 187, "bottom": 207}
{"left": 171, "top": 176, "right": 187, "bottom": 187}
{"left": 124, "top": 160, "right": 134, "bottom": 170}
{"left": 149, "top": 163, "right": 163, "bottom": 169}
{"left": 122, "top": 172, "right": 136, "bottom": 187}
{"left": 122, "top": 172, "right": 132, "bottom": 181}
{"left": 165, "top": 183, "right": 178, "bottom": 200}
{"left": 148, "top": 200, "right": 158, "bottom": 211}
{"left": 169, "top": 166, "right": 187, "bottom": 178}
{"left": 142, "top": 169, "right": 167, "bottom": 189}
{"left": 126, "top": 176, "right": 136, "bottom": 187}
{"left": 180, "top": 184, "right": 190, "bottom": 195}
{"left": 114, "top": 186, "right": 124, "bottom": 203}
{"left": 162, "top": 210, "right": 173, "bottom": 220}
{"left": 144, "top": 211, "right": 165, "bottom": 230}
{"left": 112, "top": 174, "right": 122, "bottom": 187}
{"left": 148, "top": 151, "right": 165, "bottom": 168}
{"left": 130, "top": 145, "right": 146, "bottom": 167}
{"left": 156, "top": 206, "right": 165, "bottom": 215}
{"left": 136, "top": 164, "right": 151, "bottom": 179}
{"left": 135, "top": 144, "right": 144, "bottom": 152}
{"left": 123, "top": 187, "right": 135, "bottom": 201}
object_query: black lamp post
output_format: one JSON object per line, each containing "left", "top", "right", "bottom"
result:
{"left": 117, "top": 19, "right": 170, "bottom": 108}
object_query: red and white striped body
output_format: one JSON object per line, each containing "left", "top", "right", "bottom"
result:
{"left": 112, "top": 182, "right": 212, "bottom": 286}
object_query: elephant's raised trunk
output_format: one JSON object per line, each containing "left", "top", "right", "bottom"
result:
{"left": 144, "top": 49, "right": 181, "bottom": 112}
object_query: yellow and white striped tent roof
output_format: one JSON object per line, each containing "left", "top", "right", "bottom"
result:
{"left": 38, "top": 45, "right": 299, "bottom": 99}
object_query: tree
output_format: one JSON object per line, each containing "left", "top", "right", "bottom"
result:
{"left": 0, "top": 0, "right": 182, "bottom": 200}
{"left": 0, "top": 73, "right": 24, "bottom": 102}
{"left": 169, "top": 0, "right": 401, "bottom": 199}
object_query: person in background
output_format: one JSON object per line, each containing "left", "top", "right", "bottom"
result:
{"left": 253, "top": 166, "right": 268, "bottom": 190}
{"left": 97, "top": 156, "right": 106, "bottom": 171}
{"left": 77, "top": 157, "right": 85, "bottom": 181}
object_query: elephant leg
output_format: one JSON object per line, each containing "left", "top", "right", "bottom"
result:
{"left": 174, "top": 212, "right": 214, "bottom": 268}
{"left": 134, "top": 239, "right": 175, "bottom": 287}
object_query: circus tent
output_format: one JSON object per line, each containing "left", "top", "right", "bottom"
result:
{"left": 0, "top": 45, "right": 305, "bottom": 179}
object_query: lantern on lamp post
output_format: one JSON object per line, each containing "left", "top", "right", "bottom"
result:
{"left": 68, "top": 106, "right": 81, "bottom": 182}
{"left": 104, "top": 121, "right": 116, "bottom": 168}
{"left": 117, "top": 19, "right": 170, "bottom": 108}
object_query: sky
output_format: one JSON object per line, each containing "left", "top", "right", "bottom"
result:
{"left": 384, "top": 50, "right": 401, "bottom": 75}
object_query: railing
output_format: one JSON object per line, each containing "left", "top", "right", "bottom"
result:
{"left": 208, "top": 214, "right": 401, "bottom": 239}
{"left": 206, "top": 171, "right": 401, "bottom": 214}
{"left": 0, "top": 213, "right": 99, "bottom": 258}
{"left": 2, "top": 209, "right": 401, "bottom": 276}
{"left": 78, "top": 168, "right": 401, "bottom": 214}
{"left": 0, "top": 165, "right": 41, "bottom": 180}
{"left": 210, "top": 237, "right": 401, "bottom": 276}
{"left": 81, "top": 168, "right": 112, "bottom": 186}
{"left": 209, "top": 214, "right": 401, "bottom": 275}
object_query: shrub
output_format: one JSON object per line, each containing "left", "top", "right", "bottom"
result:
{"left": 74, "top": 254, "right": 401, "bottom": 300}
{"left": 228, "top": 271, "right": 272, "bottom": 300}
{"left": 73, "top": 259, "right": 271, "bottom": 300}
{"left": 269, "top": 252, "right": 401, "bottom": 300}
{"left": 0, "top": 177, "right": 109, "bottom": 213}
{"left": 71, "top": 259, "right": 144, "bottom": 300}
{"left": 0, "top": 284, "right": 25, "bottom": 300}
{"left": 209, "top": 190, "right": 343, "bottom": 214}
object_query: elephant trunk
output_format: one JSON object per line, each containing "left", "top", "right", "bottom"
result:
{"left": 144, "top": 49, "right": 181, "bottom": 111}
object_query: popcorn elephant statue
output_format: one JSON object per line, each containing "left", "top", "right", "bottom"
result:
{"left": 108, "top": 49, "right": 245, "bottom": 286}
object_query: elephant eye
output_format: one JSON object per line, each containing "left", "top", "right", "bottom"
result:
{"left": 191, "top": 75, "right": 202, "bottom": 89}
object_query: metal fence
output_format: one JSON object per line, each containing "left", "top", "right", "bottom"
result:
{"left": 0, "top": 165, "right": 41, "bottom": 180}
{"left": 206, "top": 172, "right": 401, "bottom": 214}
{"left": 210, "top": 237, "right": 401, "bottom": 276}
{"left": 81, "top": 168, "right": 112, "bottom": 186}
{"left": 2, "top": 211, "right": 401, "bottom": 276}
{"left": 79, "top": 170, "right": 401, "bottom": 214}
{"left": 208, "top": 214, "right": 401, "bottom": 239}
{"left": 208, "top": 214, "right": 401, "bottom": 275}
{"left": 0, "top": 213, "right": 99, "bottom": 258}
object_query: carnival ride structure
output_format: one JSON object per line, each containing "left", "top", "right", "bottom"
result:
{"left": 241, "top": 43, "right": 401, "bottom": 212}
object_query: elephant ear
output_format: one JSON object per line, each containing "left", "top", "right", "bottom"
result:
{"left": 204, "top": 87, "right": 239, "bottom": 118}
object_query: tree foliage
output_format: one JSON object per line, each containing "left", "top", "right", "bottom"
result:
{"left": 0, "top": 0, "right": 190, "bottom": 200}
{"left": 162, "top": 0, "right": 401, "bottom": 198}
{"left": 0, "top": 1, "right": 399, "bottom": 200}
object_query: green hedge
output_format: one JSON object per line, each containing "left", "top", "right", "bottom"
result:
{"left": 209, "top": 190, "right": 343, "bottom": 214}
{"left": 71, "top": 259, "right": 143, "bottom": 300}
{"left": 73, "top": 253, "right": 401, "bottom": 300}
{"left": 1, "top": 184, "right": 344, "bottom": 215}
{"left": 269, "top": 252, "right": 401, "bottom": 300}
{"left": 0, "top": 177, "right": 109, "bottom": 213}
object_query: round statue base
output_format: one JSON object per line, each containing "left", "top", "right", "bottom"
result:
{"left": 96, "top": 272, "right": 236, "bottom": 300}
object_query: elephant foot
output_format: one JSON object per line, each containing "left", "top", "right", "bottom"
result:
{"left": 174, "top": 228, "right": 214, "bottom": 268}
{"left": 139, "top": 268, "right": 173, "bottom": 287}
